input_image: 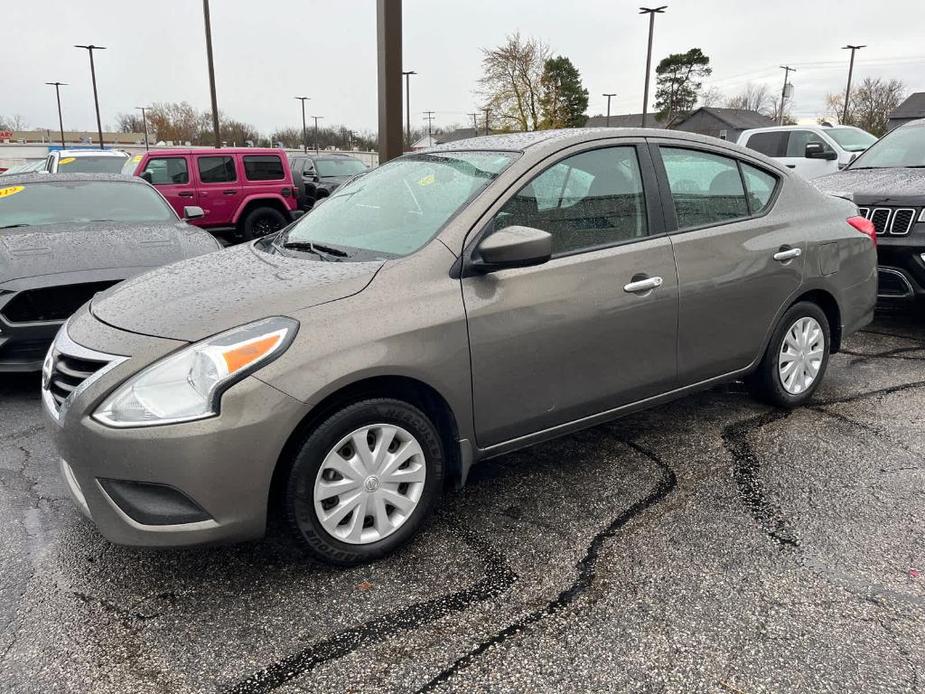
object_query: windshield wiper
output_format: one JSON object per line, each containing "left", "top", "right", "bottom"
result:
{"left": 281, "top": 240, "right": 350, "bottom": 259}
{"left": 0, "top": 224, "right": 30, "bottom": 229}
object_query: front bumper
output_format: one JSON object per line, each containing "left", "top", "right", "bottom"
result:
{"left": 44, "top": 313, "right": 309, "bottom": 547}
{"left": 876, "top": 238, "right": 925, "bottom": 303}
{"left": 0, "top": 317, "right": 60, "bottom": 372}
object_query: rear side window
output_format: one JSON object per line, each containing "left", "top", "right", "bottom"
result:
{"left": 744, "top": 131, "right": 786, "bottom": 157}
{"left": 198, "top": 156, "right": 237, "bottom": 183}
{"left": 141, "top": 157, "right": 189, "bottom": 185}
{"left": 741, "top": 164, "right": 778, "bottom": 214}
{"left": 495, "top": 146, "right": 648, "bottom": 255}
{"left": 660, "top": 147, "right": 749, "bottom": 229}
{"left": 243, "top": 155, "right": 285, "bottom": 181}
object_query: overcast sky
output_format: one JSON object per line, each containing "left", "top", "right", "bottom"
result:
{"left": 3, "top": 0, "right": 924, "bottom": 136}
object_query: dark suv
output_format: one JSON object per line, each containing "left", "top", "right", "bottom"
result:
{"left": 815, "top": 119, "right": 925, "bottom": 305}
{"left": 288, "top": 153, "right": 367, "bottom": 209}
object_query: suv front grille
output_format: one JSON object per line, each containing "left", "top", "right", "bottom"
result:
{"left": 856, "top": 207, "right": 918, "bottom": 236}
{"left": 1, "top": 281, "right": 120, "bottom": 323}
{"left": 46, "top": 351, "right": 109, "bottom": 410}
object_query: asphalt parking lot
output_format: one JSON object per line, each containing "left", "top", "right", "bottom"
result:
{"left": 1, "top": 312, "right": 923, "bottom": 693}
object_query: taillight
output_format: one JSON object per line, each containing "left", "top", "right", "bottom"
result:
{"left": 847, "top": 216, "right": 876, "bottom": 246}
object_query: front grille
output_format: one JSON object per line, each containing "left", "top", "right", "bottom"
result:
{"left": 46, "top": 350, "right": 108, "bottom": 410}
{"left": 1, "top": 281, "right": 120, "bottom": 323}
{"left": 856, "top": 207, "right": 918, "bottom": 236}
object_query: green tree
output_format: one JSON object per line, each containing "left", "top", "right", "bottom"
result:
{"left": 654, "top": 48, "right": 712, "bottom": 123}
{"left": 539, "top": 56, "right": 589, "bottom": 128}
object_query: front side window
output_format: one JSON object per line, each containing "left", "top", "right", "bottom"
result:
{"left": 141, "top": 157, "right": 189, "bottom": 185}
{"left": 279, "top": 151, "right": 516, "bottom": 259}
{"left": 243, "top": 155, "right": 285, "bottom": 181}
{"left": 0, "top": 181, "right": 177, "bottom": 228}
{"left": 198, "top": 156, "right": 237, "bottom": 183}
{"left": 741, "top": 163, "right": 778, "bottom": 214}
{"left": 786, "top": 130, "right": 834, "bottom": 157}
{"left": 494, "top": 146, "right": 648, "bottom": 255}
{"left": 745, "top": 131, "right": 786, "bottom": 157}
{"left": 661, "top": 147, "right": 749, "bottom": 229}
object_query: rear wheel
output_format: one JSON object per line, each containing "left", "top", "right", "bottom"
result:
{"left": 747, "top": 301, "right": 831, "bottom": 408}
{"left": 284, "top": 399, "right": 444, "bottom": 565}
{"left": 240, "top": 206, "right": 287, "bottom": 241}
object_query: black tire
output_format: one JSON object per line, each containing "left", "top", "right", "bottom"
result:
{"left": 284, "top": 398, "right": 444, "bottom": 565}
{"left": 746, "top": 301, "right": 831, "bottom": 408}
{"left": 240, "top": 206, "right": 287, "bottom": 241}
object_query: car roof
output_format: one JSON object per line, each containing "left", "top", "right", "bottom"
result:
{"left": 54, "top": 149, "right": 129, "bottom": 157}
{"left": 0, "top": 172, "right": 144, "bottom": 185}
{"left": 141, "top": 147, "right": 285, "bottom": 156}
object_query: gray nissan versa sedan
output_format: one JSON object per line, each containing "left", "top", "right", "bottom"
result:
{"left": 44, "top": 129, "right": 877, "bottom": 564}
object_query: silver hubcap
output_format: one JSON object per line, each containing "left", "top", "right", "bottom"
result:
{"left": 778, "top": 316, "right": 825, "bottom": 395}
{"left": 313, "top": 424, "right": 426, "bottom": 545}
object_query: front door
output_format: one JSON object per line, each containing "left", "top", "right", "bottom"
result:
{"left": 462, "top": 144, "right": 679, "bottom": 448}
{"left": 779, "top": 130, "right": 838, "bottom": 179}
{"left": 653, "top": 143, "right": 804, "bottom": 385}
{"left": 139, "top": 155, "right": 193, "bottom": 218}
{"left": 194, "top": 154, "right": 240, "bottom": 226}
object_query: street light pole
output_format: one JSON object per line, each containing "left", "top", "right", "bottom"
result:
{"left": 402, "top": 70, "right": 416, "bottom": 148}
{"left": 312, "top": 116, "right": 323, "bottom": 153}
{"left": 841, "top": 44, "right": 866, "bottom": 125}
{"left": 74, "top": 45, "right": 106, "bottom": 149}
{"left": 603, "top": 93, "right": 617, "bottom": 127}
{"left": 294, "top": 96, "right": 310, "bottom": 153}
{"left": 639, "top": 6, "right": 666, "bottom": 128}
{"left": 135, "top": 106, "right": 149, "bottom": 151}
{"left": 201, "top": 0, "right": 221, "bottom": 147}
{"left": 778, "top": 65, "right": 796, "bottom": 125}
{"left": 45, "top": 82, "right": 67, "bottom": 148}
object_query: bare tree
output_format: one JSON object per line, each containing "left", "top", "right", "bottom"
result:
{"left": 146, "top": 102, "right": 201, "bottom": 143}
{"left": 478, "top": 33, "right": 550, "bottom": 132}
{"left": 725, "top": 82, "right": 774, "bottom": 116}
{"left": 0, "top": 114, "right": 28, "bottom": 131}
{"left": 698, "top": 87, "right": 724, "bottom": 107}
{"left": 825, "top": 78, "right": 905, "bottom": 136}
{"left": 115, "top": 112, "right": 146, "bottom": 133}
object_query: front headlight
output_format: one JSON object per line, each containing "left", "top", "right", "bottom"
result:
{"left": 93, "top": 316, "right": 298, "bottom": 428}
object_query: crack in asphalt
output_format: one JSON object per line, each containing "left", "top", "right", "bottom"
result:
{"left": 223, "top": 522, "right": 516, "bottom": 694}
{"left": 859, "top": 328, "right": 925, "bottom": 345}
{"left": 414, "top": 437, "right": 677, "bottom": 693}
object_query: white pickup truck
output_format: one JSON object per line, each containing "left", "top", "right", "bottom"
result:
{"left": 737, "top": 125, "right": 876, "bottom": 179}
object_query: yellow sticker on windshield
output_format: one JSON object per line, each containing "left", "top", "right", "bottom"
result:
{"left": 58, "top": 157, "right": 76, "bottom": 165}
{"left": 418, "top": 174, "right": 435, "bottom": 186}
{"left": 0, "top": 185, "right": 24, "bottom": 199}
{"left": 132, "top": 154, "right": 142, "bottom": 162}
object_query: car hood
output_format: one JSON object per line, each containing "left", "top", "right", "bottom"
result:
{"left": 814, "top": 167, "right": 925, "bottom": 205}
{"left": 0, "top": 221, "right": 213, "bottom": 285}
{"left": 90, "top": 241, "right": 383, "bottom": 341}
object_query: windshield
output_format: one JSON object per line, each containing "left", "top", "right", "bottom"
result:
{"left": 849, "top": 125, "right": 925, "bottom": 169}
{"left": 279, "top": 151, "right": 517, "bottom": 259}
{"left": 0, "top": 180, "right": 177, "bottom": 228}
{"left": 314, "top": 158, "right": 368, "bottom": 178}
{"left": 825, "top": 127, "right": 877, "bottom": 152}
{"left": 57, "top": 154, "right": 129, "bottom": 174}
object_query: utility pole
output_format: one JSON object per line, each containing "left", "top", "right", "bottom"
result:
{"left": 74, "top": 45, "right": 106, "bottom": 149}
{"left": 402, "top": 70, "right": 416, "bottom": 148}
{"left": 841, "top": 44, "right": 866, "bottom": 125}
{"left": 603, "top": 93, "right": 617, "bottom": 127}
{"left": 639, "top": 6, "right": 667, "bottom": 128}
{"left": 294, "top": 96, "right": 310, "bottom": 153}
{"left": 201, "top": 0, "right": 221, "bottom": 147}
{"left": 467, "top": 112, "right": 479, "bottom": 133}
{"left": 45, "top": 82, "right": 67, "bottom": 148}
{"left": 422, "top": 111, "right": 436, "bottom": 143}
{"left": 482, "top": 107, "right": 491, "bottom": 136}
{"left": 778, "top": 65, "right": 796, "bottom": 125}
{"left": 312, "top": 115, "right": 324, "bottom": 153}
{"left": 135, "top": 106, "right": 149, "bottom": 151}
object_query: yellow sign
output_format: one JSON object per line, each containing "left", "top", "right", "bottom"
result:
{"left": 132, "top": 154, "right": 142, "bottom": 162}
{"left": 59, "top": 157, "right": 76, "bottom": 165}
{"left": 0, "top": 185, "right": 24, "bottom": 199}
{"left": 418, "top": 174, "right": 435, "bottom": 186}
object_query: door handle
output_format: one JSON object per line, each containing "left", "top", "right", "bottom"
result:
{"left": 223, "top": 190, "right": 237, "bottom": 195}
{"left": 785, "top": 164, "right": 796, "bottom": 169}
{"left": 773, "top": 247, "right": 802, "bottom": 262}
{"left": 623, "top": 276, "right": 663, "bottom": 294}
{"left": 178, "top": 191, "right": 194, "bottom": 198}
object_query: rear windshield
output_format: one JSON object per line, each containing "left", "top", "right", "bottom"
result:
{"left": 314, "top": 158, "right": 367, "bottom": 178}
{"left": 57, "top": 154, "right": 128, "bottom": 174}
{"left": 825, "top": 128, "right": 877, "bottom": 152}
{"left": 0, "top": 180, "right": 176, "bottom": 228}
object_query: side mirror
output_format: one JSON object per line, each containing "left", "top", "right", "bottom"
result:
{"left": 183, "top": 206, "right": 205, "bottom": 220}
{"left": 805, "top": 142, "right": 837, "bottom": 160}
{"left": 472, "top": 225, "right": 552, "bottom": 272}
{"left": 290, "top": 210, "right": 305, "bottom": 221}
{"left": 140, "top": 171, "right": 153, "bottom": 183}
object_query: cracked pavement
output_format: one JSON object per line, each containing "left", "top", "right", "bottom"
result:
{"left": 1, "top": 313, "right": 923, "bottom": 693}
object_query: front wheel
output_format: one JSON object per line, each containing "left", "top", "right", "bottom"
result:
{"left": 240, "top": 206, "right": 287, "bottom": 241}
{"left": 747, "top": 301, "right": 831, "bottom": 408}
{"left": 284, "top": 399, "right": 444, "bottom": 565}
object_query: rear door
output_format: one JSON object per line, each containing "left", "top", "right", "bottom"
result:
{"left": 138, "top": 155, "right": 193, "bottom": 218}
{"left": 193, "top": 154, "right": 240, "bottom": 226}
{"left": 462, "top": 141, "right": 679, "bottom": 448}
{"left": 652, "top": 141, "right": 803, "bottom": 385}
